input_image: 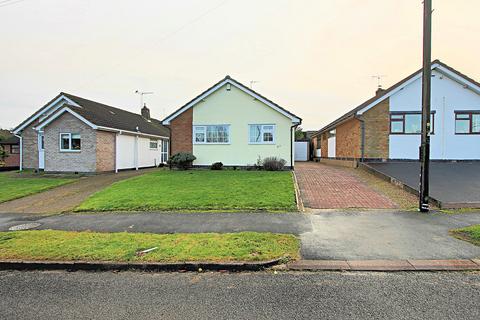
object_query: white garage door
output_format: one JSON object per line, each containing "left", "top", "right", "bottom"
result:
{"left": 294, "top": 141, "right": 309, "bottom": 161}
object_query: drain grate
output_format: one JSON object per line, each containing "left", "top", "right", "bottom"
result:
{"left": 8, "top": 223, "right": 42, "bottom": 231}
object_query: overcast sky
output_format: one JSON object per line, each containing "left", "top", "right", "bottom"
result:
{"left": 1, "top": 0, "right": 479, "bottom": 130}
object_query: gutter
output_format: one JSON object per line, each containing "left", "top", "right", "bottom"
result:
{"left": 14, "top": 134, "right": 22, "bottom": 171}
{"left": 97, "top": 126, "right": 169, "bottom": 140}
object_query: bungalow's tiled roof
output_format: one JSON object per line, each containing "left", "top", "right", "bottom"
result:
{"left": 59, "top": 93, "right": 169, "bottom": 137}
{"left": 313, "top": 59, "right": 480, "bottom": 136}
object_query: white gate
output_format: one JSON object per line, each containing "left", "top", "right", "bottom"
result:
{"left": 294, "top": 141, "right": 309, "bottom": 161}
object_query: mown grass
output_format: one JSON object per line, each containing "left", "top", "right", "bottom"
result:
{"left": 0, "top": 230, "right": 300, "bottom": 262}
{"left": 0, "top": 171, "right": 74, "bottom": 203}
{"left": 450, "top": 224, "right": 480, "bottom": 246}
{"left": 76, "top": 170, "right": 297, "bottom": 212}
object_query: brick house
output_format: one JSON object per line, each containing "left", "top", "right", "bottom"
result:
{"left": 312, "top": 60, "right": 480, "bottom": 162}
{"left": 162, "top": 75, "right": 302, "bottom": 167}
{"left": 13, "top": 93, "right": 169, "bottom": 173}
{"left": 0, "top": 133, "right": 20, "bottom": 169}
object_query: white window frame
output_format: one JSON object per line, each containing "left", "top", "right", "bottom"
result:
{"left": 59, "top": 133, "right": 81, "bottom": 152}
{"left": 149, "top": 139, "right": 158, "bottom": 150}
{"left": 193, "top": 125, "right": 230, "bottom": 144}
{"left": 249, "top": 124, "right": 276, "bottom": 144}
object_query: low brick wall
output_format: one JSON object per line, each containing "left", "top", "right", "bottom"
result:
{"left": 320, "top": 158, "right": 359, "bottom": 168}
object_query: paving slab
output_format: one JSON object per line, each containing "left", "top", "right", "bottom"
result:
{"left": 409, "top": 259, "right": 479, "bottom": 270}
{"left": 347, "top": 260, "right": 414, "bottom": 271}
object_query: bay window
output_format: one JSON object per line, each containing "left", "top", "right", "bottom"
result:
{"left": 193, "top": 125, "right": 230, "bottom": 144}
{"left": 249, "top": 124, "right": 276, "bottom": 144}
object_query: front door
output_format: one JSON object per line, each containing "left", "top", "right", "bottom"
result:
{"left": 38, "top": 132, "right": 45, "bottom": 169}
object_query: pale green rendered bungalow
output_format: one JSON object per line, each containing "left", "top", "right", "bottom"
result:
{"left": 162, "top": 76, "right": 302, "bottom": 168}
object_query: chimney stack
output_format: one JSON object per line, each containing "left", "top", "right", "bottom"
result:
{"left": 376, "top": 87, "right": 386, "bottom": 96}
{"left": 141, "top": 103, "right": 150, "bottom": 119}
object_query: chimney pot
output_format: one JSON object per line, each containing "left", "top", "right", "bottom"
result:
{"left": 376, "top": 87, "right": 386, "bottom": 96}
{"left": 141, "top": 103, "right": 151, "bottom": 119}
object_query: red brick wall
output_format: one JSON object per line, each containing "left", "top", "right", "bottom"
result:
{"left": 360, "top": 98, "right": 390, "bottom": 159}
{"left": 320, "top": 133, "right": 328, "bottom": 158}
{"left": 170, "top": 108, "right": 193, "bottom": 155}
{"left": 1, "top": 145, "right": 20, "bottom": 167}
{"left": 335, "top": 118, "right": 362, "bottom": 158}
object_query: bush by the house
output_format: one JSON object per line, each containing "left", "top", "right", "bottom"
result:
{"left": 262, "top": 157, "right": 287, "bottom": 171}
{"left": 211, "top": 162, "right": 223, "bottom": 170}
{"left": 168, "top": 152, "right": 196, "bottom": 170}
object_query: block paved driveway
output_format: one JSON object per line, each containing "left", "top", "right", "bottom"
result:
{"left": 294, "top": 162, "right": 396, "bottom": 209}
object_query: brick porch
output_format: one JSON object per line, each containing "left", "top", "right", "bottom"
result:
{"left": 294, "top": 162, "right": 396, "bottom": 209}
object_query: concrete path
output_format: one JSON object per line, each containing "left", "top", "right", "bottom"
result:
{"left": 0, "top": 212, "right": 312, "bottom": 235}
{"left": 294, "top": 162, "right": 396, "bottom": 209}
{"left": 0, "top": 169, "right": 155, "bottom": 214}
{"left": 301, "top": 211, "right": 480, "bottom": 260}
{"left": 1, "top": 210, "right": 479, "bottom": 260}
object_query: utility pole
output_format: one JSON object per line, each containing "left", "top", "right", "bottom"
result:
{"left": 419, "top": 0, "right": 432, "bottom": 212}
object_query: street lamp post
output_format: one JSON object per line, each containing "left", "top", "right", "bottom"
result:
{"left": 419, "top": 0, "right": 432, "bottom": 212}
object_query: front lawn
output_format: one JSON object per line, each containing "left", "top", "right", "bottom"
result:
{"left": 76, "top": 170, "right": 297, "bottom": 212}
{"left": 0, "top": 172, "right": 74, "bottom": 203}
{"left": 0, "top": 230, "right": 299, "bottom": 262}
{"left": 451, "top": 224, "right": 480, "bottom": 246}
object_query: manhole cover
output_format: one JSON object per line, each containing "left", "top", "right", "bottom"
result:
{"left": 8, "top": 223, "right": 42, "bottom": 231}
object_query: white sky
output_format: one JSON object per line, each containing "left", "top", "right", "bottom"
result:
{"left": 1, "top": 0, "right": 479, "bottom": 130}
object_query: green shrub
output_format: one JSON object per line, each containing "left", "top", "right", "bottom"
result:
{"left": 211, "top": 162, "right": 223, "bottom": 170}
{"left": 168, "top": 152, "right": 196, "bottom": 170}
{"left": 262, "top": 157, "right": 287, "bottom": 171}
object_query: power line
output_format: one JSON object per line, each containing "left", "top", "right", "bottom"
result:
{"left": 77, "top": 0, "right": 230, "bottom": 89}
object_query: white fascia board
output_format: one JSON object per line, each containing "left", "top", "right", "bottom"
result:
{"left": 13, "top": 95, "right": 81, "bottom": 134}
{"left": 97, "top": 126, "right": 169, "bottom": 139}
{"left": 434, "top": 64, "right": 480, "bottom": 95}
{"left": 356, "top": 72, "right": 423, "bottom": 116}
{"left": 36, "top": 107, "right": 98, "bottom": 131}
{"left": 162, "top": 79, "right": 300, "bottom": 124}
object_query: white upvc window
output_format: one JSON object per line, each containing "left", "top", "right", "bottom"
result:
{"left": 60, "top": 133, "right": 81, "bottom": 151}
{"left": 193, "top": 125, "right": 230, "bottom": 144}
{"left": 149, "top": 139, "right": 158, "bottom": 150}
{"left": 249, "top": 124, "right": 276, "bottom": 144}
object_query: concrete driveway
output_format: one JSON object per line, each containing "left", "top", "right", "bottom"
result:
{"left": 0, "top": 169, "right": 156, "bottom": 215}
{"left": 301, "top": 211, "right": 480, "bottom": 260}
{"left": 366, "top": 161, "right": 480, "bottom": 208}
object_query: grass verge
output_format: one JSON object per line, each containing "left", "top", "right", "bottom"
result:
{"left": 76, "top": 170, "right": 297, "bottom": 212}
{"left": 0, "top": 171, "right": 74, "bottom": 203}
{"left": 450, "top": 224, "right": 480, "bottom": 246}
{"left": 0, "top": 230, "right": 300, "bottom": 262}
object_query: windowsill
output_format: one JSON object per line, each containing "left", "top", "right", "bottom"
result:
{"left": 454, "top": 132, "right": 480, "bottom": 135}
{"left": 248, "top": 142, "right": 276, "bottom": 145}
{"left": 390, "top": 133, "right": 435, "bottom": 135}
{"left": 60, "top": 150, "right": 81, "bottom": 153}
{"left": 194, "top": 143, "right": 231, "bottom": 145}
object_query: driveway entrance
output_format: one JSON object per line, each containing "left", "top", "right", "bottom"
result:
{"left": 294, "top": 162, "right": 396, "bottom": 209}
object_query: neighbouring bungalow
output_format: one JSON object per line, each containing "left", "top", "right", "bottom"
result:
{"left": 0, "top": 132, "right": 20, "bottom": 169}
{"left": 162, "top": 75, "right": 302, "bottom": 168}
{"left": 312, "top": 60, "right": 480, "bottom": 164}
{"left": 13, "top": 93, "right": 169, "bottom": 173}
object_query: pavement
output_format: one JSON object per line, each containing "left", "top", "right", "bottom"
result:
{"left": 1, "top": 270, "right": 479, "bottom": 320}
{"left": 1, "top": 210, "right": 480, "bottom": 261}
{"left": 0, "top": 169, "right": 156, "bottom": 214}
{"left": 366, "top": 161, "right": 480, "bottom": 208}
{"left": 294, "top": 162, "right": 397, "bottom": 209}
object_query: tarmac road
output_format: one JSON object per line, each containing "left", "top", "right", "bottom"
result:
{"left": 0, "top": 270, "right": 479, "bottom": 320}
